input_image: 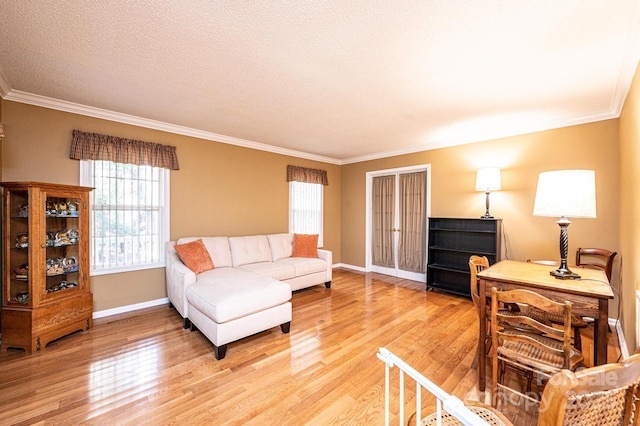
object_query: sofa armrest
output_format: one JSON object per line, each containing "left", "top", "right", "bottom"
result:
{"left": 166, "top": 241, "right": 197, "bottom": 319}
{"left": 317, "top": 249, "right": 333, "bottom": 283}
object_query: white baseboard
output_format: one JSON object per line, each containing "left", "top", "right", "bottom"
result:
{"left": 612, "top": 318, "right": 629, "bottom": 359}
{"left": 92, "top": 297, "right": 169, "bottom": 319}
{"left": 335, "top": 263, "right": 366, "bottom": 272}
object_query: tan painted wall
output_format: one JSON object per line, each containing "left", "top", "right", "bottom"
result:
{"left": 1, "top": 101, "right": 341, "bottom": 311}
{"left": 619, "top": 62, "right": 640, "bottom": 351}
{"left": 341, "top": 120, "right": 621, "bottom": 315}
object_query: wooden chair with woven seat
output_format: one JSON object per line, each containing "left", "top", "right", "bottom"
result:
{"left": 470, "top": 256, "right": 553, "bottom": 370}
{"left": 469, "top": 255, "right": 491, "bottom": 370}
{"left": 419, "top": 400, "right": 513, "bottom": 425}
{"left": 490, "top": 287, "right": 584, "bottom": 408}
{"left": 575, "top": 247, "right": 617, "bottom": 281}
{"left": 537, "top": 351, "right": 640, "bottom": 425}
{"left": 575, "top": 247, "right": 618, "bottom": 332}
{"left": 525, "top": 259, "right": 588, "bottom": 350}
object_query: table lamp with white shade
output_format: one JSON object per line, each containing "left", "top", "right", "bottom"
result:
{"left": 533, "top": 169, "right": 596, "bottom": 279}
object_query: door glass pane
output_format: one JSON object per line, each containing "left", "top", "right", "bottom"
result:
{"left": 398, "top": 172, "right": 427, "bottom": 273}
{"left": 372, "top": 175, "right": 396, "bottom": 268}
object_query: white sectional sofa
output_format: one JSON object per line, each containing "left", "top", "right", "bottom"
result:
{"left": 165, "top": 233, "right": 332, "bottom": 359}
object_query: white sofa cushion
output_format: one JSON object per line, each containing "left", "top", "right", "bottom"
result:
{"left": 238, "top": 262, "right": 296, "bottom": 281}
{"left": 186, "top": 268, "right": 291, "bottom": 323}
{"left": 267, "top": 233, "right": 293, "bottom": 261}
{"left": 276, "top": 257, "right": 328, "bottom": 276}
{"left": 229, "top": 235, "right": 272, "bottom": 267}
{"left": 177, "top": 236, "right": 232, "bottom": 268}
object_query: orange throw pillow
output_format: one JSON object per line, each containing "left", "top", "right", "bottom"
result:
{"left": 291, "top": 234, "right": 319, "bottom": 258}
{"left": 174, "top": 239, "right": 214, "bottom": 274}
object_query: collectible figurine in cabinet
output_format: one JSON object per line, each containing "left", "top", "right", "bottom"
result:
{"left": 67, "top": 201, "right": 79, "bottom": 216}
{"left": 15, "top": 233, "right": 28, "bottom": 248}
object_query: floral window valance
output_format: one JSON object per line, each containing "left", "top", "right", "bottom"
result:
{"left": 69, "top": 130, "right": 179, "bottom": 170}
{"left": 286, "top": 165, "right": 328, "bottom": 186}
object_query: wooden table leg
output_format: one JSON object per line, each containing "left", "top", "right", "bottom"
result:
{"left": 594, "top": 299, "right": 609, "bottom": 365}
{"left": 478, "top": 279, "right": 487, "bottom": 392}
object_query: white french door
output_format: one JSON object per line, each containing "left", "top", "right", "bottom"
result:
{"left": 366, "top": 165, "right": 430, "bottom": 282}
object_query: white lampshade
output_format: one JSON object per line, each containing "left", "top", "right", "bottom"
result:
{"left": 475, "top": 167, "right": 501, "bottom": 192}
{"left": 533, "top": 170, "right": 596, "bottom": 218}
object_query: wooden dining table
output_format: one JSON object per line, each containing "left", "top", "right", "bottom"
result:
{"left": 476, "top": 259, "right": 613, "bottom": 392}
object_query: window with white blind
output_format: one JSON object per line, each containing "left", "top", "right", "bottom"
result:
{"left": 80, "top": 159, "right": 169, "bottom": 275}
{"left": 289, "top": 181, "right": 323, "bottom": 246}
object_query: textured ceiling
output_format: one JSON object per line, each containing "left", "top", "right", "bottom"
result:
{"left": 1, "top": 1, "right": 639, "bottom": 164}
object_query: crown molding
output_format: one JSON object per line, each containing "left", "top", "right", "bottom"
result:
{"left": 610, "top": 3, "right": 640, "bottom": 116}
{"left": 2, "top": 90, "right": 343, "bottom": 165}
{"left": 340, "top": 109, "right": 619, "bottom": 164}
{"left": 2, "top": 77, "right": 632, "bottom": 166}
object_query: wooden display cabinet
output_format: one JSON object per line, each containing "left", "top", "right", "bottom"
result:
{"left": 1, "top": 182, "right": 93, "bottom": 352}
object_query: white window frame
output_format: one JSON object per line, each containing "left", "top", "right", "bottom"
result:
{"left": 80, "top": 160, "right": 170, "bottom": 275}
{"left": 288, "top": 181, "right": 324, "bottom": 247}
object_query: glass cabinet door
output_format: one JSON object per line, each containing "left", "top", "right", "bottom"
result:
{"left": 5, "top": 188, "right": 31, "bottom": 306}
{"left": 42, "top": 191, "right": 83, "bottom": 303}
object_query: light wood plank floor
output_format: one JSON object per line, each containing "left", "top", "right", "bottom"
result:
{"left": 0, "top": 269, "right": 621, "bottom": 425}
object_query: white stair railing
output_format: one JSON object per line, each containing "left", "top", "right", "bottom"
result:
{"left": 377, "top": 347, "right": 490, "bottom": 426}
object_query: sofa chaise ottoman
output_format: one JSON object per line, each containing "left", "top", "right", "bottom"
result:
{"left": 186, "top": 267, "right": 292, "bottom": 359}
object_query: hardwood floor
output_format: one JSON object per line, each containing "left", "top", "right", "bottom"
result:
{"left": 0, "top": 269, "right": 621, "bottom": 425}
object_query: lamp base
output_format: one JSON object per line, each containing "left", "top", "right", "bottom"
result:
{"left": 550, "top": 268, "right": 581, "bottom": 280}
{"left": 480, "top": 191, "right": 494, "bottom": 220}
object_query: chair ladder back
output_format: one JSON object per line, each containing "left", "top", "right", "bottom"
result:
{"left": 494, "top": 291, "right": 572, "bottom": 365}
{"left": 469, "top": 255, "right": 489, "bottom": 305}
{"left": 575, "top": 247, "right": 617, "bottom": 281}
{"left": 490, "top": 287, "right": 579, "bottom": 407}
